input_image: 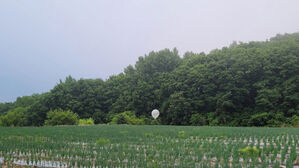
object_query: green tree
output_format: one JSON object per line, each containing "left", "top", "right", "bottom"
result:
{"left": 0, "top": 107, "right": 28, "bottom": 127}
{"left": 45, "top": 109, "right": 79, "bottom": 126}
{"left": 190, "top": 113, "right": 207, "bottom": 126}
{"left": 2, "top": 32, "right": 299, "bottom": 127}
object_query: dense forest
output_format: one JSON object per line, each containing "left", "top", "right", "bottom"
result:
{"left": 0, "top": 32, "right": 299, "bottom": 127}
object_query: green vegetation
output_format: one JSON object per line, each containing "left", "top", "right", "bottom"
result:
{"left": 0, "top": 107, "right": 27, "bottom": 126}
{"left": 96, "top": 138, "right": 111, "bottom": 145}
{"left": 177, "top": 130, "right": 185, "bottom": 138}
{"left": 110, "top": 111, "right": 145, "bottom": 125}
{"left": 79, "top": 118, "right": 95, "bottom": 125}
{"left": 0, "top": 32, "right": 299, "bottom": 127}
{"left": 239, "top": 147, "right": 260, "bottom": 157}
{"left": 0, "top": 125, "right": 298, "bottom": 167}
{"left": 45, "top": 109, "right": 79, "bottom": 126}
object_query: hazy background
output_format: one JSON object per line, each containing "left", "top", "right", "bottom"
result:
{"left": 1, "top": 0, "right": 299, "bottom": 102}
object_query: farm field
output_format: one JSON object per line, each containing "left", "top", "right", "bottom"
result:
{"left": 0, "top": 125, "right": 298, "bottom": 168}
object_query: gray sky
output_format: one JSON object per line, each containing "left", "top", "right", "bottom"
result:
{"left": 1, "top": 0, "right": 299, "bottom": 102}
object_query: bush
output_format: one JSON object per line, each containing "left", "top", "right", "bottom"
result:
{"left": 79, "top": 118, "right": 95, "bottom": 125}
{"left": 45, "top": 109, "right": 79, "bottom": 126}
{"left": 110, "top": 111, "right": 145, "bottom": 125}
{"left": 92, "top": 109, "right": 107, "bottom": 124}
{"left": 0, "top": 107, "right": 28, "bottom": 127}
{"left": 190, "top": 113, "right": 207, "bottom": 126}
{"left": 286, "top": 115, "right": 299, "bottom": 127}
{"left": 248, "top": 112, "right": 269, "bottom": 126}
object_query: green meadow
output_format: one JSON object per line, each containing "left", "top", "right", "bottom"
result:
{"left": 0, "top": 125, "right": 298, "bottom": 167}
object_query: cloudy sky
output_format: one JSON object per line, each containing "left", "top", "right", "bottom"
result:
{"left": 1, "top": 0, "right": 299, "bottom": 102}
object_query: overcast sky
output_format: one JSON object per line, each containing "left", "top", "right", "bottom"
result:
{"left": 0, "top": 0, "right": 299, "bottom": 102}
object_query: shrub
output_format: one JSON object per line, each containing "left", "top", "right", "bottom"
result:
{"left": 110, "top": 111, "right": 145, "bottom": 125}
{"left": 190, "top": 113, "right": 207, "bottom": 126}
{"left": 45, "top": 109, "right": 79, "bottom": 126}
{"left": 92, "top": 109, "right": 107, "bottom": 124}
{"left": 0, "top": 107, "right": 28, "bottom": 127}
{"left": 287, "top": 115, "right": 299, "bottom": 127}
{"left": 248, "top": 112, "right": 269, "bottom": 126}
{"left": 79, "top": 118, "right": 95, "bottom": 125}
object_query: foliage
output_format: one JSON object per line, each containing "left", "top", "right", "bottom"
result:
{"left": 0, "top": 102, "right": 14, "bottom": 115}
{"left": 248, "top": 112, "right": 270, "bottom": 126}
{"left": 79, "top": 118, "right": 95, "bottom": 125}
{"left": 110, "top": 111, "right": 145, "bottom": 125}
{"left": 286, "top": 115, "right": 299, "bottom": 127}
{"left": 0, "top": 107, "right": 28, "bottom": 127}
{"left": 1, "top": 32, "right": 299, "bottom": 127}
{"left": 47, "top": 77, "right": 105, "bottom": 119}
{"left": 190, "top": 113, "right": 207, "bottom": 126}
{"left": 45, "top": 109, "right": 79, "bottom": 126}
{"left": 92, "top": 109, "right": 107, "bottom": 124}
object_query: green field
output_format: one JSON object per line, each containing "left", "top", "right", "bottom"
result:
{"left": 0, "top": 125, "right": 298, "bottom": 167}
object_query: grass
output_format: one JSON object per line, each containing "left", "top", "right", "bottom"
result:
{"left": 0, "top": 125, "right": 298, "bottom": 167}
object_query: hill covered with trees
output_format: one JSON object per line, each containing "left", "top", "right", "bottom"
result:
{"left": 1, "top": 32, "right": 299, "bottom": 127}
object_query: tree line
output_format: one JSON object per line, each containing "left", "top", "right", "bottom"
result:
{"left": 1, "top": 32, "right": 299, "bottom": 127}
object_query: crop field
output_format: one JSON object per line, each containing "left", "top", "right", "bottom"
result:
{"left": 0, "top": 125, "right": 298, "bottom": 168}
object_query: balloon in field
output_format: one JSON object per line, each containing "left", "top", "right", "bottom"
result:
{"left": 151, "top": 109, "right": 159, "bottom": 119}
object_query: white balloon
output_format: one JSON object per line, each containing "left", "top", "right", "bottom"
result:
{"left": 151, "top": 109, "right": 159, "bottom": 119}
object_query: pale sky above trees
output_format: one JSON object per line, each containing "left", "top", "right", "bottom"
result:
{"left": 1, "top": 0, "right": 299, "bottom": 102}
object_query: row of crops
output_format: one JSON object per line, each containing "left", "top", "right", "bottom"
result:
{"left": 0, "top": 125, "right": 298, "bottom": 167}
